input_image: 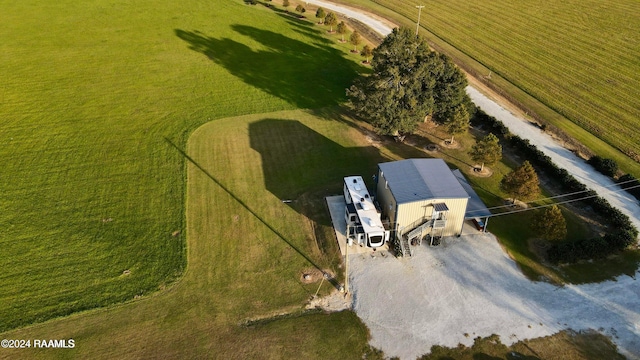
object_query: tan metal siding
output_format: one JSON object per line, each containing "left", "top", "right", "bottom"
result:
{"left": 442, "top": 198, "right": 468, "bottom": 236}
{"left": 397, "top": 198, "right": 468, "bottom": 237}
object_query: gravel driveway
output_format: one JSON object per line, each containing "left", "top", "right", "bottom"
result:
{"left": 307, "top": 1, "right": 640, "bottom": 358}
{"left": 349, "top": 233, "right": 640, "bottom": 359}
{"left": 306, "top": 0, "right": 640, "bottom": 230}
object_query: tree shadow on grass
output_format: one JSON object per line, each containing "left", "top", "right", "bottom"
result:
{"left": 175, "top": 24, "right": 365, "bottom": 109}
{"left": 164, "top": 136, "right": 326, "bottom": 274}
{"left": 249, "top": 119, "right": 386, "bottom": 224}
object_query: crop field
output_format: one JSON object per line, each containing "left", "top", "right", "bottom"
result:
{"left": 0, "top": 0, "right": 365, "bottom": 333}
{"left": 338, "top": 0, "right": 640, "bottom": 173}
{"left": 1, "top": 0, "right": 634, "bottom": 358}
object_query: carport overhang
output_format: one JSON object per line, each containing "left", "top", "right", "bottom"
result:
{"left": 452, "top": 170, "right": 492, "bottom": 232}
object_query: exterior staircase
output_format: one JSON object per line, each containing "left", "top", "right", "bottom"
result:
{"left": 406, "top": 219, "right": 433, "bottom": 244}
{"left": 400, "top": 234, "right": 412, "bottom": 257}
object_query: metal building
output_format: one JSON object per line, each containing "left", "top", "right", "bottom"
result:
{"left": 376, "top": 159, "right": 470, "bottom": 245}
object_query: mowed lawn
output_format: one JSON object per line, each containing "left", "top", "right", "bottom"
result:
{"left": 1, "top": 110, "right": 379, "bottom": 359}
{"left": 340, "top": 0, "right": 640, "bottom": 174}
{"left": 0, "top": 0, "right": 364, "bottom": 332}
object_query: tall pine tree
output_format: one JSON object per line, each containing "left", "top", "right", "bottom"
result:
{"left": 532, "top": 205, "right": 567, "bottom": 241}
{"left": 469, "top": 133, "right": 502, "bottom": 171}
{"left": 500, "top": 161, "right": 540, "bottom": 203}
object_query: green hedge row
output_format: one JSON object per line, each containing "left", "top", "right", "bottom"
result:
{"left": 471, "top": 109, "right": 638, "bottom": 264}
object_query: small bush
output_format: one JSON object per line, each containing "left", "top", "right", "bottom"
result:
{"left": 604, "top": 230, "right": 637, "bottom": 249}
{"left": 470, "top": 110, "right": 509, "bottom": 136}
{"left": 471, "top": 104, "right": 638, "bottom": 264}
{"left": 618, "top": 174, "right": 640, "bottom": 200}
{"left": 587, "top": 155, "right": 618, "bottom": 177}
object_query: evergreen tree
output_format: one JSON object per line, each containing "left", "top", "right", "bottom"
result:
{"left": 500, "top": 161, "right": 540, "bottom": 203}
{"left": 469, "top": 133, "right": 502, "bottom": 171}
{"left": 532, "top": 205, "right": 567, "bottom": 241}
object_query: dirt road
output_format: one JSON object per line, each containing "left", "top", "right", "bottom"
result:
{"left": 306, "top": 1, "right": 640, "bottom": 358}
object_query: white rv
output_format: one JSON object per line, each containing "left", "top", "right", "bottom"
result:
{"left": 343, "top": 176, "right": 390, "bottom": 248}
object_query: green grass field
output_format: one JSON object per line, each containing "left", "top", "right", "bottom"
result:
{"left": 0, "top": 0, "right": 633, "bottom": 358}
{"left": 1, "top": 110, "right": 381, "bottom": 359}
{"left": 0, "top": 0, "right": 365, "bottom": 333}
{"left": 336, "top": 0, "right": 640, "bottom": 176}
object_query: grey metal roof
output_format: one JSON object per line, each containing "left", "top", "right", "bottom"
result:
{"left": 378, "top": 159, "right": 468, "bottom": 204}
{"left": 451, "top": 169, "right": 492, "bottom": 218}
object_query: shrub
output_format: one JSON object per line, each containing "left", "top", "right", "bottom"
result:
{"left": 471, "top": 104, "right": 638, "bottom": 264}
{"left": 580, "top": 237, "right": 608, "bottom": 259}
{"left": 604, "top": 230, "right": 637, "bottom": 250}
{"left": 470, "top": 109, "right": 509, "bottom": 136}
{"left": 587, "top": 156, "right": 618, "bottom": 177}
{"left": 618, "top": 174, "right": 640, "bottom": 200}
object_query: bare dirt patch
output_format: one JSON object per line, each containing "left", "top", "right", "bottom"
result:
{"left": 300, "top": 268, "right": 335, "bottom": 284}
{"left": 424, "top": 143, "right": 440, "bottom": 153}
{"left": 306, "top": 290, "right": 350, "bottom": 312}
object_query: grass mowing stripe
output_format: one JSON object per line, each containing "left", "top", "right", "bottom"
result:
{"left": 0, "top": 0, "right": 367, "bottom": 332}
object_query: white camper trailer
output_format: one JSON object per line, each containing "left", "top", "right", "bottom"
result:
{"left": 343, "top": 176, "right": 390, "bottom": 248}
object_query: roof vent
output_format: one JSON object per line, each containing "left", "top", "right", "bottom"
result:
{"left": 353, "top": 179, "right": 357, "bottom": 183}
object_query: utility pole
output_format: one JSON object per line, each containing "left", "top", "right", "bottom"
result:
{"left": 415, "top": 5, "right": 425, "bottom": 35}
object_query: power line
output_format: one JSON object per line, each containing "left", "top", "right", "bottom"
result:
{"left": 465, "top": 178, "right": 640, "bottom": 216}
{"left": 479, "top": 182, "right": 640, "bottom": 218}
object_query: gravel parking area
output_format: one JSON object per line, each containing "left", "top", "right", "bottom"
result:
{"left": 312, "top": 2, "right": 640, "bottom": 358}
{"left": 348, "top": 232, "right": 640, "bottom": 359}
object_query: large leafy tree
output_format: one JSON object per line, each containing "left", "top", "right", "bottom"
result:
{"left": 532, "top": 205, "right": 567, "bottom": 241}
{"left": 347, "top": 27, "right": 469, "bottom": 136}
{"left": 432, "top": 54, "right": 469, "bottom": 124}
{"left": 500, "top": 160, "right": 540, "bottom": 203}
{"left": 469, "top": 133, "right": 502, "bottom": 171}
